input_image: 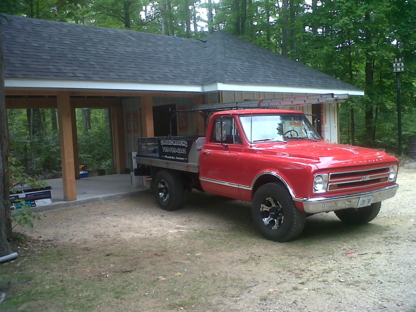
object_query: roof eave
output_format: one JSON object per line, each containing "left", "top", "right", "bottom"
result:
{"left": 5, "top": 79, "right": 365, "bottom": 96}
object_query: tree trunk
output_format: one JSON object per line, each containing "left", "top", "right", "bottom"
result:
{"left": 192, "top": 4, "right": 198, "bottom": 34}
{"left": 184, "top": 0, "right": 191, "bottom": 38}
{"left": 289, "top": 0, "right": 295, "bottom": 55}
{"left": 124, "top": 0, "right": 131, "bottom": 29}
{"left": 207, "top": 0, "right": 214, "bottom": 33}
{"left": 364, "top": 12, "right": 375, "bottom": 146}
{"left": 0, "top": 20, "right": 12, "bottom": 256}
{"left": 82, "top": 108, "right": 91, "bottom": 134}
{"left": 312, "top": 0, "right": 317, "bottom": 36}
{"left": 350, "top": 107, "right": 355, "bottom": 145}
{"left": 347, "top": 37, "right": 355, "bottom": 145}
{"left": 240, "top": 0, "right": 247, "bottom": 36}
{"left": 51, "top": 108, "right": 58, "bottom": 131}
{"left": 281, "top": 0, "right": 289, "bottom": 56}
{"left": 167, "top": 0, "right": 174, "bottom": 36}
{"left": 161, "top": 2, "right": 169, "bottom": 35}
{"left": 233, "top": 0, "right": 240, "bottom": 36}
{"left": 248, "top": 0, "right": 254, "bottom": 39}
{"left": 266, "top": 0, "right": 271, "bottom": 49}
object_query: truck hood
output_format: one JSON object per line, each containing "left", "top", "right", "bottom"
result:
{"left": 256, "top": 140, "right": 398, "bottom": 169}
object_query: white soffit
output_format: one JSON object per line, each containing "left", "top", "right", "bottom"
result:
{"left": 5, "top": 79, "right": 365, "bottom": 96}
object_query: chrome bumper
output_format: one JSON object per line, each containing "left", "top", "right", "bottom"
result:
{"left": 301, "top": 184, "right": 399, "bottom": 214}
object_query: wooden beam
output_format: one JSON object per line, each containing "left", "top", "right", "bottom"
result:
{"left": 141, "top": 95, "right": 154, "bottom": 137}
{"left": 71, "top": 97, "right": 121, "bottom": 108}
{"left": 110, "top": 106, "right": 125, "bottom": 173}
{"left": 6, "top": 97, "right": 57, "bottom": 109}
{"left": 57, "top": 94, "right": 77, "bottom": 201}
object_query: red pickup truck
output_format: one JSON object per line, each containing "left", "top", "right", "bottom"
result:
{"left": 136, "top": 109, "right": 399, "bottom": 242}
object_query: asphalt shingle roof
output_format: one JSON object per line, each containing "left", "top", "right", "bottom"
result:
{"left": 1, "top": 14, "right": 362, "bottom": 93}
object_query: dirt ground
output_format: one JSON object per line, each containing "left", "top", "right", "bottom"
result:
{"left": 11, "top": 165, "right": 416, "bottom": 312}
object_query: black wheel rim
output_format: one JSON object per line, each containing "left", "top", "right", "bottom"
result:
{"left": 260, "top": 197, "right": 283, "bottom": 230}
{"left": 157, "top": 180, "right": 169, "bottom": 202}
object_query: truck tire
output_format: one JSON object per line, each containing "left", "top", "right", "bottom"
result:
{"left": 334, "top": 202, "right": 381, "bottom": 224}
{"left": 154, "top": 170, "right": 185, "bottom": 211}
{"left": 252, "top": 183, "right": 306, "bottom": 242}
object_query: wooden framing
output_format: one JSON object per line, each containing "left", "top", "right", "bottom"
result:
{"left": 57, "top": 93, "right": 77, "bottom": 201}
{"left": 141, "top": 95, "right": 154, "bottom": 137}
{"left": 5, "top": 94, "right": 128, "bottom": 202}
{"left": 110, "top": 105, "right": 125, "bottom": 173}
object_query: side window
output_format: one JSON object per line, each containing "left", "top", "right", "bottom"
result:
{"left": 210, "top": 116, "right": 242, "bottom": 144}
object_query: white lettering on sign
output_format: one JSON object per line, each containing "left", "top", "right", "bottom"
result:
{"left": 161, "top": 146, "right": 187, "bottom": 155}
{"left": 160, "top": 140, "right": 188, "bottom": 147}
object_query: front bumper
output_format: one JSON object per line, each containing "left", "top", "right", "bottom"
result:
{"left": 300, "top": 184, "right": 399, "bottom": 214}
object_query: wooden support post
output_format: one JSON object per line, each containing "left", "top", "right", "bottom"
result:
{"left": 110, "top": 104, "right": 125, "bottom": 173}
{"left": 57, "top": 94, "right": 77, "bottom": 201}
{"left": 141, "top": 96, "right": 154, "bottom": 137}
{"left": 194, "top": 95, "right": 205, "bottom": 135}
{"left": 71, "top": 107, "right": 80, "bottom": 179}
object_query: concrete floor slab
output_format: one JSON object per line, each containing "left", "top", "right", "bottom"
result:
{"left": 34, "top": 174, "right": 149, "bottom": 212}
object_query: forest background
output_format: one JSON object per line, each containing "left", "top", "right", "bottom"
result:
{"left": 1, "top": 0, "right": 416, "bottom": 178}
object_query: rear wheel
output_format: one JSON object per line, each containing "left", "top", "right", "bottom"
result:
{"left": 154, "top": 170, "right": 184, "bottom": 211}
{"left": 334, "top": 202, "right": 381, "bottom": 224}
{"left": 252, "top": 183, "right": 306, "bottom": 242}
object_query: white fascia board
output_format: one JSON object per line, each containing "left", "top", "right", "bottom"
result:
{"left": 5, "top": 79, "right": 365, "bottom": 96}
{"left": 203, "top": 83, "right": 364, "bottom": 96}
{"left": 5, "top": 79, "right": 202, "bottom": 93}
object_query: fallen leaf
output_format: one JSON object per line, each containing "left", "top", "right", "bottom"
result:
{"left": 175, "top": 272, "right": 182, "bottom": 277}
{"left": 345, "top": 251, "right": 355, "bottom": 255}
{"left": 158, "top": 276, "right": 166, "bottom": 281}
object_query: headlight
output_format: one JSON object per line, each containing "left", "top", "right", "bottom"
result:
{"left": 388, "top": 165, "right": 398, "bottom": 182}
{"left": 313, "top": 174, "right": 328, "bottom": 193}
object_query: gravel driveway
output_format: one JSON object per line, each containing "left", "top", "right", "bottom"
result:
{"left": 11, "top": 164, "right": 416, "bottom": 312}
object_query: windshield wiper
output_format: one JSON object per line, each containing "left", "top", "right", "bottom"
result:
{"left": 253, "top": 138, "right": 275, "bottom": 143}
{"left": 253, "top": 138, "right": 287, "bottom": 143}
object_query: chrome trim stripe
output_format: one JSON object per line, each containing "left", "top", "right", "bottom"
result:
{"left": 302, "top": 184, "right": 399, "bottom": 213}
{"left": 200, "top": 173, "right": 292, "bottom": 194}
{"left": 199, "top": 177, "right": 242, "bottom": 189}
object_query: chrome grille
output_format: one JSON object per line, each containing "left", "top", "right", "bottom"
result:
{"left": 328, "top": 167, "right": 390, "bottom": 192}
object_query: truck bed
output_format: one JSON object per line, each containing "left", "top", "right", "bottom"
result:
{"left": 136, "top": 136, "right": 206, "bottom": 173}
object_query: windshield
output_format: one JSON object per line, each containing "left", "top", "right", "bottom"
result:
{"left": 239, "top": 113, "right": 322, "bottom": 143}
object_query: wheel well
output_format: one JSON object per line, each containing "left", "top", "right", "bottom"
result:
{"left": 150, "top": 167, "right": 198, "bottom": 190}
{"left": 252, "top": 174, "right": 288, "bottom": 200}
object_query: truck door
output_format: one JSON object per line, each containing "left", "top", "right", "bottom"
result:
{"left": 199, "top": 116, "right": 243, "bottom": 199}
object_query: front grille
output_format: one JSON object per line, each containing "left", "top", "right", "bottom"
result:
{"left": 328, "top": 167, "right": 390, "bottom": 192}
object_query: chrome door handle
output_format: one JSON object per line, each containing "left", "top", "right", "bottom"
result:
{"left": 203, "top": 150, "right": 211, "bottom": 154}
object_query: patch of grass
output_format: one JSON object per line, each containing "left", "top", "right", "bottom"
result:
{"left": 167, "top": 295, "right": 209, "bottom": 310}
{"left": 259, "top": 295, "right": 269, "bottom": 301}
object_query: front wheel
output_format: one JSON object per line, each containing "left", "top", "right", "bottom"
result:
{"left": 252, "top": 183, "right": 306, "bottom": 242}
{"left": 154, "top": 170, "right": 184, "bottom": 211}
{"left": 334, "top": 202, "right": 381, "bottom": 224}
